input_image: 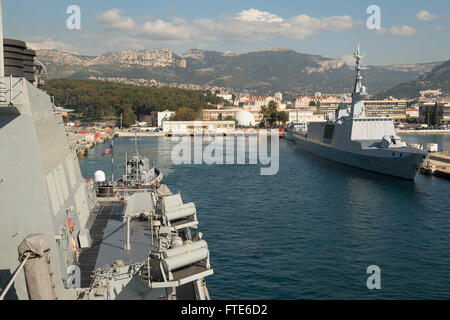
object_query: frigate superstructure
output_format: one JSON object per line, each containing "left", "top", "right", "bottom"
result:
{"left": 0, "top": 2, "right": 213, "bottom": 300}
{"left": 293, "top": 43, "right": 429, "bottom": 180}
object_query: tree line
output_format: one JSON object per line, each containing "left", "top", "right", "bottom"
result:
{"left": 42, "top": 79, "right": 227, "bottom": 126}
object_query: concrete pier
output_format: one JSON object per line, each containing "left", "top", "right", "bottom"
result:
{"left": 422, "top": 152, "right": 450, "bottom": 180}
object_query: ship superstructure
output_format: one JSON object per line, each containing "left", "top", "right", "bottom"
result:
{"left": 284, "top": 121, "right": 307, "bottom": 141}
{"left": 121, "top": 135, "right": 163, "bottom": 189}
{"left": 293, "top": 43, "right": 429, "bottom": 180}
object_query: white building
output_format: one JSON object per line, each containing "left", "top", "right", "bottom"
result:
{"left": 285, "top": 109, "right": 325, "bottom": 123}
{"left": 157, "top": 110, "right": 175, "bottom": 127}
{"left": 162, "top": 121, "right": 235, "bottom": 133}
{"left": 218, "top": 93, "right": 233, "bottom": 101}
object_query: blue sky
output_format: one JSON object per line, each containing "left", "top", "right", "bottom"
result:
{"left": 3, "top": 0, "right": 449, "bottom": 65}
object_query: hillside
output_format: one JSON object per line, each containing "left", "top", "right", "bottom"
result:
{"left": 376, "top": 59, "right": 450, "bottom": 99}
{"left": 36, "top": 48, "right": 441, "bottom": 96}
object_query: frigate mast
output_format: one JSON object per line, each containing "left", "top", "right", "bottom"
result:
{"left": 350, "top": 41, "right": 367, "bottom": 118}
{"left": 131, "top": 133, "right": 140, "bottom": 156}
{"left": 353, "top": 42, "right": 365, "bottom": 94}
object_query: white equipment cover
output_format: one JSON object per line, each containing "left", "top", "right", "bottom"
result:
{"left": 17, "top": 234, "right": 57, "bottom": 300}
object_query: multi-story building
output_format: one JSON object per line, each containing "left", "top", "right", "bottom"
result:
{"left": 313, "top": 98, "right": 408, "bottom": 121}
{"left": 363, "top": 99, "right": 408, "bottom": 120}
{"left": 285, "top": 109, "right": 325, "bottom": 123}
{"left": 419, "top": 101, "right": 450, "bottom": 124}
{"left": 405, "top": 107, "right": 420, "bottom": 121}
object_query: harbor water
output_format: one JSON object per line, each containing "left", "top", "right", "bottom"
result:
{"left": 79, "top": 134, "right": 450, "bottom": 299}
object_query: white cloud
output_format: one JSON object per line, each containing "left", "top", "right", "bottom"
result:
{"left": 95, "top": 9, "right": 135, "bottom": 31}
{"left": 417, "top": 10, "right": 438, "bottom": 21}
{"left": 375, "top": 27, "right": 387, "bottom": 35}
{"left": 436, "top": 26, "right": 446, "bottom": 31}
{"left": 236, "top": 8, "right": 284, "bottom": 23}
{"left": 388, "top": 25, "right": 416, "bottom": 36}
{"left": 93, "top": 8, "right": 356, "bottom": 47}
{"left": 27, "top": 37, "right": 76, "bottom": 52}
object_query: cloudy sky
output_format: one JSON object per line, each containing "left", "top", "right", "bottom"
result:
{"left": 3, "top": 0, "right": 449, "bottom": 65}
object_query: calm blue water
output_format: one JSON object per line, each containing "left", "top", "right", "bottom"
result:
{"left": 79, "top": 134, "right": 450, "bottom": 299}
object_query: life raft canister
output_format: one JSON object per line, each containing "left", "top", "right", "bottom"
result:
{"left": 67, "top": 218, "right": 74, "bottom": 234}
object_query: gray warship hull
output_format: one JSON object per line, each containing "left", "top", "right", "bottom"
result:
{"left": 0, "top": 35, "right": 213, "bottom": 299}
{"left": 293, "top": 133, "right": 427, "bottom": 180}
{"left": 291, "top": 43, "right": 429, "bottom": 181}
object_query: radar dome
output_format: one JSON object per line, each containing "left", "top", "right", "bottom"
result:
{"left": 94, "top": 170, "right": 106, "bottom": 183}
{"left": 234, "top": 110, "right": 255, "bottom": 126}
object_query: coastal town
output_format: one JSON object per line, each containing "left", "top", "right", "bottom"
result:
{"left": 66, "top": 87, "right": 450, "bottom": 138}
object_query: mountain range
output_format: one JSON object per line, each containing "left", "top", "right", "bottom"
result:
{"left": 36, "top": 47, "right": 443, "bottom": 97}
{"left": 376, "top": 59, "right": 450, "bottom": 99}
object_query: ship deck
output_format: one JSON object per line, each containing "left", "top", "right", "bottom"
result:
{"left": 78, "top": 201, "right": 152, "bottom": 288}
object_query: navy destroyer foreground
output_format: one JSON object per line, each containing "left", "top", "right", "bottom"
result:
{"left": 0, "top": 3, "right": 212, "bottom": 299}
{"left": 293, "top": 44, "right": 429, "bottom": 180}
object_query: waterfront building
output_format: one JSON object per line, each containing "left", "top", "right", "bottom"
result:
{"left": 419, "top": 101, "right": 450, "bottom": 124}
{"left": 405, "top": 106, "right": 420, "bottom": 121}
{"left": 363, "top": 99, "right": 408, "bottom": 120}
{"left": 314, "top": 97, "right": 408, "bottom": 121}
{"left": 162, "top": 120, "right": 235, "bottom": 133}
{"left": 285, "top": 109, "right": 325, "bottom": 123}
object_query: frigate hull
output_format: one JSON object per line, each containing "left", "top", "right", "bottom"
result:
{"left": 293, "top": 135, "right": 426, "bottom": 180}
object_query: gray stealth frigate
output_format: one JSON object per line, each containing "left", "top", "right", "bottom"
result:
{"left": 293, "top": 44, "right": 429, "bottom": 180}
{"left": 0, "top": 4, "right": 213, "bottom": 300}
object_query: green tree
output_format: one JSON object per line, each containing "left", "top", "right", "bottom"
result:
{"left": 218, "top": 112, "right": 223, "bottom": 120}
{"left": 278, "top": 111, "right": 289, "bottom": 125}
{"left": 172, "top": 107, "right": 196, "bottom": 121}
{"left": 122, "top": 107, "right": 136, "bottom": 127}
{"left": 261, "top": 101, "right": 279, "bottom": 127}
{"left": 432, "top": 102, "right": 440, "bottom": 126}
{"left": 224, "top": 115, "right": 238, "bottom": 126}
